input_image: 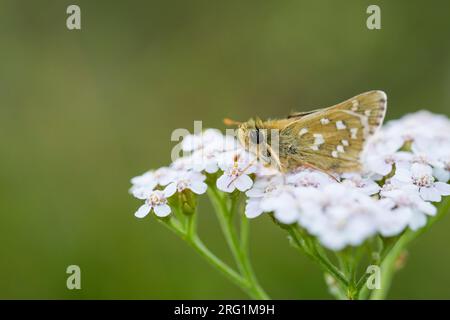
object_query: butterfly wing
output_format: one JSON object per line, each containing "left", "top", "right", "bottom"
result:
{"left": 278, "top": 90, "right": 387, "bottom": 173}
{"left": 287, "top": 108, "right": 325, "bottom": 119}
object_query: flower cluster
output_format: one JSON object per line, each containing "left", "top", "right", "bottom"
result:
{"left": 130, "top": 111, "right": 450, "bottom": 251}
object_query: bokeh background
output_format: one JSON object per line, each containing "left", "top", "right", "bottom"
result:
{"left": 1, "top": 0, "right": 449, "bottom": 299}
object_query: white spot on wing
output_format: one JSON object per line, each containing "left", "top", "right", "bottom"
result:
{"left": 337, "top": 145, "right": 345, "bottom": 153}
{"left": 313, "top": 133, "right": 325, "bottom": 145}
{"left": 350, "top": 128, "right": 358, "bottom": 139}
{"left": 320, "top": 118, "right": 330, "bottom": 125}
{"left": 341, "top": 139, "right": 349, "bottom": 146}
{"left": 336, "top": 120, "right": 346, "bottom": 130}
{"left": 341, "top": 109, "right": 370, "bottom": 138}
{"left": 299, "top": 128, "right": 308, "bottom": 136}
{"left": 331, "top": 151, "right": 338, "bottom": 158}
{"left": 310, "top": 145, "right": 319, "bottom": 151}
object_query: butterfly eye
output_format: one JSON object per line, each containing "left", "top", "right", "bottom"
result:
{"left": 249, "top": 129, "right": 263, "bottom": 144}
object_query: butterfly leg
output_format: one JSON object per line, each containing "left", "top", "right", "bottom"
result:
{"left": 299, "top": 162, "right": 340, "bottom": 182}
{"left": 226, "top": 159, "right": 257, "bottom": 188}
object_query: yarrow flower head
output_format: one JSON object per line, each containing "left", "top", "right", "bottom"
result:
{"left": 130, "top": 110, "right": 450, "bottom": 251}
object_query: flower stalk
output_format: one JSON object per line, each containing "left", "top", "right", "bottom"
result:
{"left": 370, "top": 195, "right": 450, "bottom": 299}
{"left": 158, "top": 215, "right": 247, "bottom": 290}
{"left": 207, "top": 186, "right": 269, "bottom": 299}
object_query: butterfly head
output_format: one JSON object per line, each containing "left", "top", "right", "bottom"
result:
{"left": 235, "top": 118, "right": 261, "bottom": 150}
{"left": 224, "top": 117, "right": 281, "bottom": 169}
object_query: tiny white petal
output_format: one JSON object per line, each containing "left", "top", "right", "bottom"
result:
{"left": 216, "top": 174, "right": 236, "bottom": 193}
{"left": 164, "top": 183, "right": 177, "bottom": 197}
{"left": 366, "top": 156, "right": 393, "bottom": 176}
{"left": 409, "top": 211, "right": 427, "bottom": 231}
{"left": 189, "top": 181, "right": 208, "bottom": 194}
{"left": 134, "top": 203, "right": 151, "bottom": 218}
{"left": 245, "top": 200, "right": 264, "bottom": 218}
{"left": 433, "top": 167, "right": 450, "bottom": 182}
{"left": 246, "top": 188, "right": 265, "bottom": 198}
{"left": 393, "top": 166, "right": 413, "bottom": 183}
{"left": 154, "top": 204, "right": 171, "bottom": 217}
{"left": 417, "top": 200, "right": 437, "bottom": 216}
{"left": 434, "top": 182, "right": 450, "bottom": 195}
{"left": 419, "top": 187, "right": 441, "bottom": 202}
{"left": 274, "top": 209, "right": 298, "bottom": 225}
{"left": 234, "top": 175, "right": 253, "bottom": 192}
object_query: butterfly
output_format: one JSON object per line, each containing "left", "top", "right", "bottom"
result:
{"left": 225, "top": 90, "right": 387, "bottom": 176}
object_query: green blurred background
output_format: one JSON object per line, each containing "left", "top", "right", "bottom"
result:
{"left": 1, "top": 0, "right": 449, "bottom": 299}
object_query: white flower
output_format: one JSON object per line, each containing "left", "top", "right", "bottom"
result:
{"left": 245, "top": 175, "right": 285, "bottom": 218}
{"left": 166, "top": 171, "right": 208, "bottom": 195}
{"left": 296, "top": 184, "right": 382, "bottom": 251}
{"left": 432, "top": 155, "right": 450, "bottom": 182}
{"left": 190, "top": 148, "right": 221, "bottom": 173}
{"left": 181, "top": 129, "right": 225, "bottom": 152}
{"left": 363, "top": 133, "right": 405, "bottom": 176}
{"left": 375, "top": 206, "right": 411, "bottom": 237}
{"left": 259, "top": 185, "right": 300, "bottom": 224}
{"left": 134, "top": 184, "right": 177, "bottom": 218}
{"left": 340, "top": 173, "right": 380, "bottom": 195}
{"left": 254, "top": 164, "right": 280, "bottom": 178}
{"left": 130, "top": 171, "right": 157, "bottom": 192}
{"left": 392, "top": 163, "right": 450, "bottom": 202}
{"left": 286, "top": 169, "right": 334, "bottom": 189}
{"left": 130, "top": 167, "right": 177, "bottom": 199}
{"left": 216, "top": 150, "right": 256, "bottom": 192}
{"left": 379, "top": 179, "right": 403, "bottom": 197}
{"left": 382, "top": 111, "right": 450, "bottom": 149}
{"left": 179, "top": 131, "right": 241, "bottom": 174}
{"left": 411, "top": 135, "right": 450, "bottom": 182}
{"left": 154, "top": 167, "right": 178, "bottom": 185}
{"left": 380, "top": 189, "right": 437, "bottom": 231}
{"left": 170, "top": 156, "right": 196, "bottom": 172}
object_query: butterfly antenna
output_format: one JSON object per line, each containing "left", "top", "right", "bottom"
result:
{"left": 223, "top": 118, "right": 242, "bottom": 126}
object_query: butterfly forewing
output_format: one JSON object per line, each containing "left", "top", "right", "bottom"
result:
{"left": 279, "top": 91, "right": 387, "bottom": 173}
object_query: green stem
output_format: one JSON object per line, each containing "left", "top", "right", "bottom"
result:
{"left": 370, "top": 234, "right": 410, "bottom": 299}
{"left": 288, "top": 227, "right": 349, "bottom": 290}
{"left": 158, "top": 216, "right": 248, "bottom": 292}
{"left": 356, "top": 237, "right": 391, "bottom": 299}
{"left": 207, "top": 187, "right": 270, "bottom": 300}
{"left": 371, "top": 196, "right": 450, "bottom": 300}
{"left": 185, "top": 212, "right": 196, "bottom": 240}
{"left": 240, "top": 205, "right": 250, "bottom": 253}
